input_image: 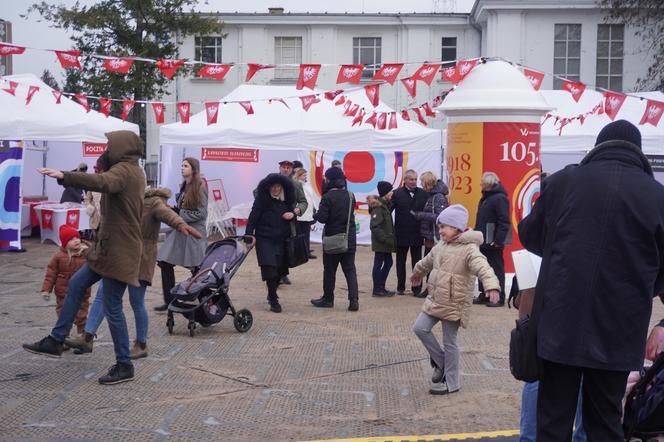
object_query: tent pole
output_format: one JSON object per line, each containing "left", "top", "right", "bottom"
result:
{"left": 42, "top": 141, "right": 47, "bottom": 197}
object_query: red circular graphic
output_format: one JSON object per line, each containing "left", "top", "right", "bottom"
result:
{"left": 343, "top": 152, "right": 375, "bottom": 183}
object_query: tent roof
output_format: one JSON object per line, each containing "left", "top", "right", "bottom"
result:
{"left": 0, "top": 73, "right": 139, "bottom": 143}
{"left": 160, "top": 84, "right": 441, "bottom": 151}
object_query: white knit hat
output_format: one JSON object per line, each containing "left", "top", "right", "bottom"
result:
{"left": 436, "top": 204, "right": 468, "bottom": 231}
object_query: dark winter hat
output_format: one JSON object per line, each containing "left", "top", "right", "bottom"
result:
{"left": 324, "top": 166, "right": 345, "bottom": 181}
{"left": 331, "top": 159, "right": 342, "bottom": 168}
{"left": 377, "top": 181, "right": 393, "bottom": 197}
{"left": 59, "top": 224, "right": 80, "bottom": 247}
{"left": 595, "top": 119, "right": 642, "bottom": 149}
{"left": 292, "top": 160, "right": 303, "bottom": 169}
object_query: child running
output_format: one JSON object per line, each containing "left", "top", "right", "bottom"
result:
{"left": 410, "top": 204, "right": 499, "bottom": 395}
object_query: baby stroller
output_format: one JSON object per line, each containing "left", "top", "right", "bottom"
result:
{"left": 166, "top": 236, "right": 255, "bottom": 337}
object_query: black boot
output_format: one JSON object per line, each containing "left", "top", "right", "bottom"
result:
{"left": 267, "top": 278, "right": 282, "bottom": 312}
{"left": 311, "top": 297, "right": 334, "bottom": 308}
{"left": 22, "top": 336, "right": 63, "bottom": 358}
{"left": 348, "top": 299, "right": 359, "bottom": 311}
{"left": 98, "top": 362, "right": 134, "bottom": 385}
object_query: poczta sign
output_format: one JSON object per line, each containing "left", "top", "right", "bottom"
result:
{"left": 83, "top": 143, "right": 107, "bottom": 157}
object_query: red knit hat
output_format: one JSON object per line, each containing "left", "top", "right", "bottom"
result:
{"left": 59, "top": 224, "right": 80, "bottom": 247}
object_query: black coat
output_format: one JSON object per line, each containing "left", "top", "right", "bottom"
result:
{"left": 412, "top": 180, "right": 449, "bottom": 241}
{"left": 519, "top": 141, "right": 664, "bottom": 371}
{"left": 314, "top": 187, "right": 357, "bottom": 251}
{"left": 391, "top": 186, "right": 428, "bottom": 247}
{"left": 246, "top": 174, "right": 295, "bottom": 269}
{"left": 60, "top": 185, "right": 83, "bottom": 203}
{"left": 475, "top": 183, "right": 510, "bottom": 247}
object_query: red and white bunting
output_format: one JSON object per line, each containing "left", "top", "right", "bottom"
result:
{"left": 25, "top": 85, "right": 39, "bottom": 105}
{"left": 324, "top": 89, "right": 344, "bottom": 101}
{"left": 197, "top": 64, "right": 232, "bottom": 81}
{"left": 364, "top": 112, "right": 377, "bottom": 127}
{"left": 364, "top": 84, "right": 380, "bottom": 107}
{"left": 98, "top": 98, "right": 112, "bottom": 117}
{"left": 388, "top": 112, "right": 398, "bottom": 129}
{"left": 120, "top": 99, "right": 135, "bottom": 121}
{"left": 239, "top": 101, "right": 254, "bottom": 115}
{"left": 401, "top": 110, "right": 410, "bottom": 121}
{"left": 334, "top": 95, "right": 346, "bottom": 106}
{"left": 296, "top": 64, "right": 321, "bottom": 90}
{"left": 336, "top": 64, "right": 364, "bottom": 84}
{"left": 413, "top": 63, "right": 439, "bottom": 85}
{"left": 352, "top": 108, "right": 365, "bottom": 126}
{"left": 523, "top": 68, "right": 545, "bottom": 91}
{"left": 422, "top": 102, "right": 436, "bottom": 117}
{"left": 205, "top": 102, "right": 220, "bottom": 125}
{"left": 441, "top": 66, "right": 459, "bottom": 84}
{"left": 102, "top": 57, "right": 134, "bottom": 74}
{"left": 401, "top": 77, "right": 417, "bottom": 98}
{"left": 2, "top": 80, "right": 18, "bottom": 96}
{"left": 376, "top": 112, "right": 387, "bottom": 130}
{"left": 151, "top": 102, "right": 165, "bottom": 124}
{"left": 52, "top": 90, "right": 63, "bottom": 104}
{"left": 0, "top": 43, "right": 26, "bottom": 56}
{"left": 412, "top": 107, "right": 427, "bottom": 125}
{"left": 177, "top": 102, "right": 190, "bottom": 123}
{"left": 157, "top": 58, "right": 185, "bottom": 79}
{"left": 55, "top": 50, "right": 81, "bottom": 69}
{"left": 603, "top": 91, "right": 627, "bottom": 121}
{"left": 456, "top": 59, "right": 478, "bottom": 81}
{"left": 245, "top": 63, "right": 275, "bottom": 81}
{"left": 639, "top": 100, "right": 664, "bottom": 127}
{"left": 562, "top": 80, "right": 586, "bottom": 102}
{"left": 300, "top": 94, "right": 320, "bottom": 111}
{"left": 346, "top": 104, "right": 360, "bottom": 118}
{"left": 270, "top": 98, "right": 290, "bottom": 109}
{"left": 433, "top": 96, "right": 443, "bottom": 107}
{"left": 75, "top": 93, "right": 90, "bottom": 112}
{"left": 372, "top": 63, "right": 404, "bottom": 85}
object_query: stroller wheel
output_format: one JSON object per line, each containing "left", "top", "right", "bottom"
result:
{"left": 166, "top": 315, "right": 174, "bottom": 335}
{"left": 188, "top": 321, "right": 196, "bottom": 337}
{"left": 234, "top": 309, "right": 253, "bottom": 333}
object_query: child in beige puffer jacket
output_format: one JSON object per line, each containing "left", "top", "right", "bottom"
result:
{"left": 411, "top": 204, "right": 500, "bottom": 395}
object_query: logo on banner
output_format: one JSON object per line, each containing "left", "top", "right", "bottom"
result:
{"left": 83, "top": 143, "right": 107, "bottom": 157}
{"left": 212, "top": 189, "right": 222, "bottom": 201}
{"left": 66, "top": 210, "right": 80, "bottom": 229}
{"left": 303, "top": 67, "right": 317, "bottom": 81}
{"left": 42, "top": 210, "right": 53, "bottom": 231}
{"left": 201, "top": 147, "right": 259, "bottom": 163}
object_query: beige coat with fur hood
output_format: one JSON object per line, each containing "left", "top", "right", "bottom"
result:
{"left": 413, "top": 230, "right": 499, "bottom": 327}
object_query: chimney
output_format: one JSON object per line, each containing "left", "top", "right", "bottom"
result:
{"left": 268, "top": 7, "right": 284, "bottom": 14}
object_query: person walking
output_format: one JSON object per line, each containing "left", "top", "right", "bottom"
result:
{"left": 368, "top": 181, "right": 396, "bottom": 297}
{"left": 277, "top": 160, "right": 307, "bottom": 285}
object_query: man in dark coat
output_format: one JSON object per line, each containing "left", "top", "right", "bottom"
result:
{"left": 278, "top": 160, "right": 307, "bottom": 285}
{"left": 391, "top": 169, "right": 428, "bottom": 295}
{"left": 474, "top": 172, "right": 510, "bottom": 306}
{"left": 518, "top": 120, "right": 664, "bottom": 441}
{"left": 59, "top": 163, "right": 88, "bottom": 203}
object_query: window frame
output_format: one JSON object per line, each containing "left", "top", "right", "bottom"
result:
{"left": 194, "top": 36, "right": 223, "bottom": 64}
{"left": 441, "top": 37, "right": 457, "bottom": 68}
{"left": 553, "top": 24, "right": 582, "bottom": 90}
{"left": 353, "top": 37, "right": 382, "bottom": 79}
{"left": 595, "top": 24, "right": 624, "bottom": 91}
{"left": 274, "top": 36, "right": 303, "bottom": 80}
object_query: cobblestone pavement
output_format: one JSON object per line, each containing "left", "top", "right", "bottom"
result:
{"left": 1, "top": 238, "right": 662, "bottom": 441}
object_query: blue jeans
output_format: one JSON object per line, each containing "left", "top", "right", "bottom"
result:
{"left": 520, "top": 381, "right": 586, "bottom": 442}
{"left": 372, "top": 252, "right": 393, "bottom": 291}
{"left": 50, "top": 263, "right": 132, "bottom": 365}
{"left": 85, "top": 281, "right": 149, "bottom": 343}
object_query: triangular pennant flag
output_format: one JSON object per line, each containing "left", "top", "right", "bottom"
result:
{"left": 603, "top": 91, "right": 627, "bottom": 121}
{"left": 102, "top": 57, "right": 134, "bottom": 74}
{"left": 388, "top": 112, "right": 398, "bottom": 129}
{"left": 639, "top": 100, "right": 664, "bottom": 127}
{"left": 336, "top": 64, "right": 364, "bottom": 84}
{"left": 270, "top": 98, "right": 290, "bottom": 109}
{"left": 346, "top": 104, "right": 360, "bottom": 118}
{"left": 245, "top": 63, "right": 275, "bottom": 81}
{"left": 372, "top": 63, "right": 404, "bottom": 85}
{"left": 55, "top": 50, "right": 81, "bottom": 69}
{"left": 364, "top": 112, "right": 377, "bottom": 127}
{"left": 205, "top": 102, "right": 220, "bottom": 125}
{"left": 25, "top": 85, "right": 40, "bottom": 105}
{"left": 325, "top": 90, "right": 344, "bottom": 101}
{"left": 364, "top": 84, "right": 380, "bottom": 107}
{"left": 52, "top": 90, "right": 63, "bottom": 104}
{"left": 98, "top": 98, "right": 112, "bottom": 117}
{"left": 433, "top": 96, "right": 443, "bottom": 107}
{"left": 456, "top": 59, "right": 478, "bottom": 81}
{"left": 562, "top": 80, "right": 586, "bottom": 102}
{"left": 239, "top": 101, "right": 254, "bottom": 115}
{"left": 75, "top": 93, "right": 90, "bottom": 112}
{"left": 413, "top": 63, "right": 440, "bottom": 85}
{"left": 401, "top": 77, "right": 417, "bottom": 98}
{"left": 334, "top": 95, "right": 346, "bottom": 106}
{"left": 412, "top": 107, "right": 427, "bottom": 125}
{"left": 177, "top": 102, "right": 190, "bottom": 123}
{"left": 0, "top": 43, "right": 26, "bottom": 56}
{"left": 120, "top": 99, "right": 135, "bottom": 121}
{"left": 151, "top": 102, "right": 165, "bottom": 124}
{"left": 197, "top": 64, "right": 232, "bottom": 81}
{"left": 401, "top": 110, "right": 410, "bottom": 121}
{"left": 523, "top": 68, "right": 545, "bottom": 91}
{"left": 2, "top": 80, "right": 18, "bottom": 96}
{"left": 441, "top": 66, "right": 459, "bottom": 84}
{"left": 422, "top": 103, "right": 436, "bottom": 117}
{"left": 296, "top": 64, "right": 321, "bottom": 90}
{"left": 352, "top": 108, "right": 366, "bottom": 126}
{"left": 376, "top": 112, "right": 387, "bottom": 130}
{"left": 300, "top": 94, "right": 321, "bottom": 111}
{"left": 157, "top": 59, "right": 185, "bottom": 79}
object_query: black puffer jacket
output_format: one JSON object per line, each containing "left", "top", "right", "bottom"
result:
{"left": 392, "top": 186, "right": 428, "bottom": 247}
{"left": 413, "top": 180, "right": 449, "bottom": 241}
{"left": 475, "top": 183, "right": 510, "bottom": 247}
{"left": 314, "top": 185, "right": 357, "bottom": 252}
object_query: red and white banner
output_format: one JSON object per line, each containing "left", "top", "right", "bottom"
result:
{"left": 177, "top": 102, "right": 190, "bottom": 123}
{"left": 41, "top": 209, "right": 53, "bottom": 231}
{"left": 152, "top": 102, "right": 165, "bottom": 124}
{"left": 201, "top": 147, "right": 259, "bottom": 163}
{"left": 98, "top": 98, "right": 112, "bottom": 117}
{"left": 364, "top": 83, "right": 380, "bottom": 107}
{"left": 523, "top": 68, "right": 545, "bottom": 91}
{"left": 245, "top": 63, "right": 275, "bottom": 81}
{"left": 352, "top": 108, "right": 365, "bottom": 126}
{"left": 324, "top": 90, "right": 344, "bottom": 101}
{"left": 639, "top": 100, "right": 664, "bottom": 127}
{"left": 271, "top": 97, "right": 289, "bottom": 109}
{"left": 344, "top": 103, "right": 359, "bottom": 118}
{"left": 562, "top": 80, "right": 586, "bottom": 102}
{"left": 401, "top": 110, "right": 410, "bottom": 121}
{"left": 334, "top": 95, "right": 346, "bottom": 106}
{"left": 603, "top": 91, "right": 627, "bottom": 121}
{"left": 66, "top": 210, "right": 80, "bottom": 229}
{"left": 157, "top": 58, "right": 185, "bottom": 79}
{"left": 441, "top": 66, "right": 460, "bottom": 84}
{"left": 83, "top": 142, "right": 107, "bottom": 157}
{"left": 413, "top": 63, "right": 439, "bottom": 85}
{"left": 55, "top": 50, "right": 81, "bottom": 69}
{"left": 401, "top": 77, "right": 417, "bottom": 98}
{"left": 197, "top": 64, "right": 232, "bottom": 81}
{"left": 75, "top": 93, "right": 90, "bottom": 112}
{"left": 102, "top": 57, "right": 134, "bottom": 74}
{"left": 421, "top": 102, "right": 436, "bottom": 117}
{"left": 300, "top": 94, "right": 320, "bottom": 111}
{"left": 120, "top": 99, "right": 135, "bottom": 121}
{"left": 456, "top": 59, "right": 478, "bottom": 81}
{"left": 376, "top": 112, "right": 387, "bottom": 130}
{"left": 239, "top": 101, "right": 254, "bottom": 115}
{"left": 0, "top": 43, "right": 25, "bottom": 56}
{"left": 336, "top": 64, "right": 364, "bottom": 84}
{"left": 25, "top": 85, "right": 39, "bottom": 105}
{"left": 52, "top": 90, "right": 63, "bottom": 104}
{"left": 204, "top": 102, "right": 220, "bottom": 125}
{"left": 296, "top": 64, "right": 321, "bottom": 90}
{"left": 2, "top": 80, "right": 17, "bottom": 96}
{"left": 388, "top": 112, "right": 398, "bottom": 129}
{"left": 372, "top": 63, "right": 404, "bottom": 85}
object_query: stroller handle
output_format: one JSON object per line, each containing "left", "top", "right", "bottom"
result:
{"left": 240, "top": 235, "right": 256, "bottom": 249}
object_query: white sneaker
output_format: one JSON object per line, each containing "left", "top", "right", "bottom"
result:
{"left": 429, "top": 381, "right": 459, "bottom": 395}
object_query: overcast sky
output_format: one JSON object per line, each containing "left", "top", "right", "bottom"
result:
{"left": 2, "top": 0, "right": 476, "bottom": 83}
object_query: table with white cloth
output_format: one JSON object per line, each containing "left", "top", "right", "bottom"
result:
{"left": 33, "top": 203, "right": 90, "bottom": 246}
{"left": 219, "top": 201, "right": 252, "bottom": 236}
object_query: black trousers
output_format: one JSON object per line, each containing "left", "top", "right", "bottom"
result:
{"left": 537, "top": 359, "right": 629, "bottom": 442}
{"left": 478, "top": 246, "right": 505, "bottom": 302}
{"left": 323, "top": 251, "right": 358, "bottom": 302}
{"left": 396, "top": 245, "right": 422, "bottom": 292}
{"left": 266, "top": 277, "right": 279, "bottom": 303}
{"left": 158, "top": 261, "right": 195, "bottom": 305}
{"left": 297, "top": 221, "right": 312, "bottom": 254}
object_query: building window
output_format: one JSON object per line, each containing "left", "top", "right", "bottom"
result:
{"left": 274, "top": 36, "right": 302, "bottom": 79}
{"left": 441, "top": 37, "right": 457, "bottom": 67}
{"left": 195, "top": 36, "right": 222, "bottom": 63}
{"left": 596, "top": 24, "right": 624, "bottom": 91}
{"left": 553, "top": 24, "right": 581, "bottom": 89}
{"left": 353, "top": 37, "right": 381, "bottom": 78}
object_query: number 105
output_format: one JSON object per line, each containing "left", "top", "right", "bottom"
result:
{"left": 500, "top": 141, "right": 538, "bottom": 166}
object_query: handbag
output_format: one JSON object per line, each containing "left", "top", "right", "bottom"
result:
{"left": 285, "top": 222, "right": 309, "bottom": 268}
{"left": 322, "top": 191, "right": 353, "bottom": 254}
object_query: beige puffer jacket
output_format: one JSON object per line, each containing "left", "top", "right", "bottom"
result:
{"left": 413, "top": 230, "right": 499, "bottom": 328}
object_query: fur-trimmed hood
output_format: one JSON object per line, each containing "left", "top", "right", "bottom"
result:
{"left": 145, "top": 187, "right": 172, "bottom": 200}
{"left": 449, "top": 229, "right": 483, "bottom": 245}
{"left": 367, "top": 195, "right": 387, "bottom": 209}
{"left": 255, "top": 173, "right": 296, "bottom": 205}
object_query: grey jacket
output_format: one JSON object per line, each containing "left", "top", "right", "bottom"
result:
{"left": 412, "top": 180, "right": 449, "bottom": 241}
{"left": 292, "top": 178, "right": 308, "bottom": 216}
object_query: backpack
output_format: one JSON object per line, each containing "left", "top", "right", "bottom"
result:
{"left": 623, "top": 351, "right": 664, "bottom": 439}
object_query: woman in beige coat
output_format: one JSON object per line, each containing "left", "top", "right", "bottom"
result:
{"left": 411, "top": 204, "right": 500, "bottom": 395}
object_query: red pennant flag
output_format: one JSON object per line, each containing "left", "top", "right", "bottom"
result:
{"left": 157, "top": 59, "right": 185, "bottom": 79}
{"left": 639, "top": 100, "right": 664, "bottom": 127}
{"left": 562, "top": 80, "right": 586, "bottom": 102}
{"left": 75, "top": 93, "right": 90, "bottom": 112}
{"left": 197, "top": 64, "right": 232, "bottom": 81}
{"left": 344, "top": 104, "right": 360, "bottom": 118}
{"left": 239, "top": 101, "right": 254, "bottom": 115}
{"left": 151, "top": 102, "right": 165, "bottom": 124}
{"left": 422, "top": 103, "right": 436, "bottom": 117}
{"left": 120, "top": 99, "right": 135, "bottom": 121}
{"left": 364, "top": 112, "right": 377, "bottom": 127}
{"left": 456, "top": 59, "right": 478, "bottom": 81}
{"left": 441, "top": 66, "right": 460, "bottom": 84}
{"left": 270, "top": 98, "right": 290, "bottom": 109}
{"left": 0, "top": 43, "right": 26, "bottom": 56}
{"left": 98, "top": 98, "right": 112, "bottom": 117}
{"left": 55, "top": 50, "right": 81, "bottom": 69}
{"left": 2, "top": 80, "right": 18, "bottom": 96}
{"left": 523, "top": 68, "right": 545, "bottom": 91}
{"left": 52, "top": 90, "right": 63, "bottom": 104}
{"left": 412, "top": 107, "right": 427, "bottom": 125}
{"left": 204, "top": 102, "right": 220, "bottom": 125}
{"left": 177, "top": 102, "right": 190, "bottom": 123}
{"left": 401, "top": 110, "right": 410, "bottom": 121}
{"left": 102, "top": 57, "right": 134, "bottom": 74}
{"left": 433, "top": 96, "right": 443, "bottom": 107}
{"left": 245, "top": 63, "right": 275, "bottom": 82}
{"left": 413, "top": 63, "right": 440, "bottom": 85}
{"left": 388, "top": 112, "right": 398, "bottom": 129}
{"left": 336, "top": 64, "right": 364, "bottom": 84}
{"left": 352, "top": 108, "right": 366, "bottom": 126}
{"left": 376, "top": 112, "right": 387, "bottom": 130}
{"left": 325, "top": 90, "right": 344, "bottom": 101}
{"left": 334, "top": 95, "right": 346, "bottom": 106}
{"left": 296, "top": 64, "right": 321, "bottom": 90}
{"left": 372, "top": 63, "right": 404, "bottom": 85}
{"left": 364, "top": 84, "right": 380, "bottom": 107}
{"left": 300, "top": 94, "right": 321, "bottom": 111}
{"left": 401, "top": 77, "right": 417, "bottom": 98}
{"left": 25, "top": 85, "right": 40, "bottom": 105}
{"left": 603, "top": 91, "right": 627, "bottom": 121}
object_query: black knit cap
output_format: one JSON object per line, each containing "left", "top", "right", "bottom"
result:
{"left": 324, "top": 166, "right": 345, "bottom": 181}
{"left": 377, "top": 181, "right": 393, "bottom": 197}
{"left": 595, "top": 119, "right": 642, "bottom": 149}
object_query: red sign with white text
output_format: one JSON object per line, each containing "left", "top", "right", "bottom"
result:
{"left": 201, "top": 148, "right": 259, "bottom": 163}
{"left": 83, "top": 142, "right": 107, "bottom": 157}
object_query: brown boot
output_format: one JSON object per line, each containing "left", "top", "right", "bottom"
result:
{"left": 67, "top": 332, "right": 94, "bottom": 354}
{"left": 130, "top": 341, "right": 148, "bottom": 359}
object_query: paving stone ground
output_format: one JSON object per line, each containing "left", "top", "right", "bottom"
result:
{"left": 1, "top": 238, "right": 662, "bottom": 441}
